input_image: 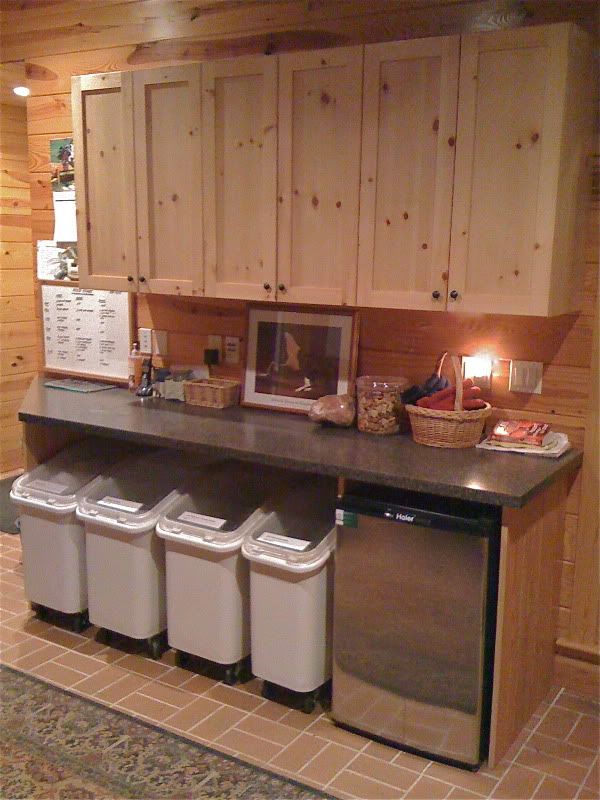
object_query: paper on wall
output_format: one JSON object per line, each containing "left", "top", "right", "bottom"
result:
{"left": 52, "top": 192, "right": 77, "bottom": 241}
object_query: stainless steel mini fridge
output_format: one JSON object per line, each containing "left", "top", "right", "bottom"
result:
{"left": 332, "top": 488, "right": 500, "bottom": 769}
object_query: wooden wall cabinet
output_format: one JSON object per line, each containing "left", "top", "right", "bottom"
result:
{"left": 133, "top": 66, "right": 203, "bottom": 296}
{"left": 202, "top": 56, "right": 277, "bottom": 302}
{"left": 277, "top": 46, "right": 363, "bottom": 305}
{"left": 448, "top": 23, "right": 593, "bottom": 316}
{"left": 72, "top": 72, "right": 137, "bottom": 291}
{"left": 357, "top": 36, "right": 459, "bottom": 310}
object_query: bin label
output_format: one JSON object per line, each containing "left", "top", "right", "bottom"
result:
{"left": 177, "top": 511, "right": 226, "bottom": 530}
{"left": 28, "top": 479, "right": 68, "bottom": 495}
{"left": 256, "top": 532, "right": 311, "bottom": 551}
{"left": 97, "top": 496, "right": 144, "bottom": 513}
{"left": 336, "top": 509, "right": 358, "bottom": 528}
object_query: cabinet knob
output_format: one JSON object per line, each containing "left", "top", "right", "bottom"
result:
{"left": 449, "top": 289, "right": 459, "bottom": 300}
{"left": 139, "top": 276, "right": 146, "bottom": 283}
{"left": 432, "top": 290, "right": 441, "bottom": 300}
{"left": 263, "top": 282, "right": 271, "bottom": 291}
{"left": 278, "top": 283, "right": 286, "bottom": 293}
{"left": 127, "top": 275, "right": 134, "bottom": 282}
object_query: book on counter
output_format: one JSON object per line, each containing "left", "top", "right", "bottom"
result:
{"left": 477, "top": 419, "right": 571, "bottom": 458}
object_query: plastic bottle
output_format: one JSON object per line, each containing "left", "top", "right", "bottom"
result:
{"left": 128, "top": 342, "right": 143, "bottom": 392}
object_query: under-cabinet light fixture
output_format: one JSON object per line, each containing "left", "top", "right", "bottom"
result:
{"left": 462, "top": 354, "right": 494, "bottom": 390}
{"left": 13, "top": 86, "right": 30, "bottom": 97}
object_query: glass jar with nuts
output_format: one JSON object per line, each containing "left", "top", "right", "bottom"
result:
{"left": 356, "top": 376, "right": 409, "bottom": 434}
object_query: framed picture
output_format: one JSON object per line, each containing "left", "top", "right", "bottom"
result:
{"left": 243, "top": 306, "right": 359, "bottom": 414}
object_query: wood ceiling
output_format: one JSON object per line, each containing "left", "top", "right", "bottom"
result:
{"left": 1, "top": 0, "right": 598, "bottom": 64}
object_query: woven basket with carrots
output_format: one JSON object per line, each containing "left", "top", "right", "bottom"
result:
{"left": 405, "top": 354, "right": 492, "bottom": 448}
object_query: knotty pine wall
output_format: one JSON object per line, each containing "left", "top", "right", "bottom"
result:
{"left": 9, "top": 0, "right": 599, "bottom": 686}
{"left": 0, "top": 102, "right": 36, "bottom": 475}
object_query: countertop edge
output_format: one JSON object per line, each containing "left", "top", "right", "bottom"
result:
{"left": 18, "top": 407, "right": 583, "bottom": 509}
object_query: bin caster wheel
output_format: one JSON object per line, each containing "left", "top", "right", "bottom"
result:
{"left": 96, "top": 628, "right": 113, "bottom": 646}
{"left": 71, "top": 611, "right": 90, "bottom": 634}
{"left": 235, "top": 663, "right": 253, "bottom": 684}
{"left": 223, "top": 666, "right": 236, "bottom": 686}
{"left": 147, "top": 637, "right": 164, "bottom": 660}
{"left": 301, "top": 696, "right": 316, "bottom": 714}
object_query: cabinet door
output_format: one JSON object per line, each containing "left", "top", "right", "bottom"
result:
{"left": 449, "top": 25, "right": 576, "bottom": 315}
{"left": 357, "top": 37, "right": 459, "bottom": 310}
{"left": 133, "top": 66, "right": 203, "bottom": 296}
{"left": 72, "top": 72, "right": 137, "bottom": 291}
{"left": 202, "top": 56, "right": 277, "bottom": 301}
{"left": 278, "top": 47, "right": 362, "bottom": 305}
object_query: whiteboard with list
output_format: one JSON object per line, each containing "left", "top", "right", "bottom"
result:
{"left": 42, "top": 285, "right": 130, "bottom": 379}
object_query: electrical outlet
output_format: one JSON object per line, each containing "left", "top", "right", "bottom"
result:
{"left": 509, "top": 360, "right": 543, "bottom": 394}
{"left": 225, "top": 336, "right": 240, "bottom": 365}
{"left": 138, "top": 327, "right": 152, "bottom": 354}
{"left": 207, "top": 334, "right": 222, "bottom": 357}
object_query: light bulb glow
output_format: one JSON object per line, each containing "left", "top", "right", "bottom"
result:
{"left": 13, "top": 86, "right": 30, "bottom": 97}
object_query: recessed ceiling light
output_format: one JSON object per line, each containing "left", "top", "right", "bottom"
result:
{"left": 13, "top": 86, "right": 30, "bottom": 97}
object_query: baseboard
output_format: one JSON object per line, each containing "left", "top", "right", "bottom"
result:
{"left": 554, "top": 654, "right": 600, "bottom": 698}
{"left": 556, "top": 638, "right": 600, "bottom": 665}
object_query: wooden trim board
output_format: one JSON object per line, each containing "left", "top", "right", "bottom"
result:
{"left": 489, "top": 477, "right": 567, "bottom": 767}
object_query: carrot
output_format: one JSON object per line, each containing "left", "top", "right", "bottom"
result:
{"left": 463, "top": 386, "right": 482, "bottom": 400}
{"left": 429, "top": 399, "right": 456, "bottom": 410}
{"left": 463, "top": 398, "right": 488, "bottom": 410}
{"left": 426, "top": 385, "right": 455, "bottom": 403}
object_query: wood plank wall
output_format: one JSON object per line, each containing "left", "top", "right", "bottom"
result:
{"left": 6, "top": 0, "right": 599, "bottom": 683}
{"left": 0, "top": 102, "right": 36, "bottom": 475}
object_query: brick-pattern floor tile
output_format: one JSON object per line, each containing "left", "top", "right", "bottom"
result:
{"left": 116, "top": 692, "right": 181, "bottom": 723}
{"left": 205, "top": 684, "right": 263, "bottom": 712}
{"left": 270, "top": 734, "right": 329, "bottom": 773}
{"left": 532, "top": 775, "right": 580, "bottom": 799}
{"left": 349, "top": 753, "right": 418, "bottom": 791}
{"left": 163, "top": 696, "right": 222, "bottom": 733}
{"left": 567, "top": 716, "right": 599, "bottom": 751}
{"left": 536, "top": 707, "right": 580, "bottom": 740}
{"left": 216, "top": 728, "right": 283, "bottom": 763}
{"left": 404, "top": 775, "right": 452, "bottom": 799}
{"left": 490, "top": 764, "right": 543, "bottom": 799}
{"left": 329, "top": 768, "right": 406, "bottom": 799}
{"left": 299, "top": 742, "right": 356, "bottom": 785}
{"left": 516, "top": 746, "right": 588, "bottom": 785}
{"left": 236, "top": 713, "right": 299, "bottom": 746}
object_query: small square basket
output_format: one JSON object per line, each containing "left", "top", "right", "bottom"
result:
{"left": 183, "top": 378, "right": 241, "bottom": 409}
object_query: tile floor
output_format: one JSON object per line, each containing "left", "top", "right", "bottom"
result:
{"left": 0, "top": 531, "right": 598, "bottom": 800}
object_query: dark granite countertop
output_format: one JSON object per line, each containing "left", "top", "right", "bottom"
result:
{"left": 19, "top": 378, "right": 582, "bottom": 508}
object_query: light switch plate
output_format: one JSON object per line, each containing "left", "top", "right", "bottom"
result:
{"left": 138, "top": 327, "right": 152, "bottom": 354}
{"left": 225, "top": 336, "right": 240, "bottom": 365}
{"left": 509, "top": 360, "right": 543, "bottom": 394}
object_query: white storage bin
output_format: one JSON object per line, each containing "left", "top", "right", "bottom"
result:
{"left": 156, "top": 461, "right": 291, "bottom": 683}
{"left": 76, "top": 449, "right": 207, "bottom": 655}
{"left": 9, "top": 438, "right": 137, "bottom": 628}
{"left": 242, "top": 478, "right": 337, "bottom": 705}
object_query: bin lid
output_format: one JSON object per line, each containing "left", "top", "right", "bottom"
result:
{"left": 10, "top": 438, "right": 141, "bottom": 513}
{"left": 157, "top": 461, "right": 291, "bottom": 551}
{"left": 242, "top": 477, "right": 337, "bottom": 572}
{"left": 77, "top": 449, "right": 210, "bottom": 533}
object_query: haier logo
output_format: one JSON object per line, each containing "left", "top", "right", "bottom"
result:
{"left": 395, "top": 512, "right": 415, "bottom": 523}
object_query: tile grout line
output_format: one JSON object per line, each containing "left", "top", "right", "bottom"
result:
{"left": 574, "top": 754, "right": 598, "bottom": 800}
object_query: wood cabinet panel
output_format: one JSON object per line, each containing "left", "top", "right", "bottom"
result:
{"left": 449, "top": 24, "right": 593, "bottom": 316}
{"left": 133, "top": 65, "right": 203, "bottom": 296}
{"left": 277, "top": 46, "right": 362, "bottom": 305}
{"left": 357, "top": 36, "right": 458, "bottom": 310}
{"left": 202, "top": 55, "right": 277, "bottom": 301}
{"left": 72, "top": 72, "right": 137, "bottom": 290}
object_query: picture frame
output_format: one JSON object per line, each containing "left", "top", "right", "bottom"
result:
{"left": 242, "top": 305, "right": 359, "bottom": 414}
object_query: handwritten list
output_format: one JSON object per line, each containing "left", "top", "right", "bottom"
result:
{"left": 42, "top": 286, "right": 130, "bottom": 379}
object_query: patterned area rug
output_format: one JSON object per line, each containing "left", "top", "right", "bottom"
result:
{"left": 0, "top": 667, "right": 331, "bottom": 799}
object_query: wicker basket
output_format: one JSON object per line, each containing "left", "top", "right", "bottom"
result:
{"left": 405, "top": 354, "right": 492, "bottom": 448}
{"left": 183, "top": 378, "right": 240, "bottom": 409}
